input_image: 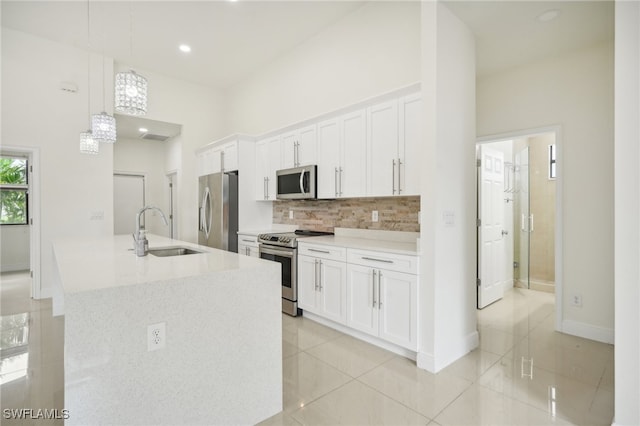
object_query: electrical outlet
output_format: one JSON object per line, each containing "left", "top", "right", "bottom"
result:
{"left": 570, "top": 294, "right": 583, "bottom": 307}
{"left": 289, "top": 210, "right": 294, "bottom": 219}
{"left": 372, "top": 211, "right": 379, "bottom": 222}
{"left": 147, "top": 322, "right": 166, "bottom": 351}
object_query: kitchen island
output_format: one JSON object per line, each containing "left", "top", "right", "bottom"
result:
{"left": 52, "top": 234, "right": 282, "bottom": 425}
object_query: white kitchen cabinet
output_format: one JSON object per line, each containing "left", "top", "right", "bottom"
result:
{"left": 197, "top": 141, "right": 238, "bottom": 176}
{"left": 317, "top": 109, "right": 367, "bottom": 199}
{"left": 299, "top": 255, "right": 347, "bottom": 324}
{"left": 237, "top": 234, "right": 259, "bottom": 257}
{"left": 281, "top": 124, "right": 317, "bottom": 169}
{"left": 367, "top": 100, "right": 399, "bottom": 197}
{"left": 367, "top": 93, "right": 422, "bottom": 197}
{"left": 398, "top": 93, "right": 422, "bottom": 195}
{"left": 298, "top": 242, "right": 348, "bottom": 324}
{"left": 346, "top": 249, "right": 418, "bottom": 350}
{"left": 255, "top": 136, "right": 282, "bottom": 200}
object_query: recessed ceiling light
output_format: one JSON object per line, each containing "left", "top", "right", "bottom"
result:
{"left": 537, "top": 9, "right": 560, "bottom": 23}
{"left": 179, "top": 44, "right": 191, "bottom": 53}
{"left": 139, "top": 127, "right": 148, "bottom": 133}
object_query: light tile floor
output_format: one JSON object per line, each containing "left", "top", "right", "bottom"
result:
{"left": 1, "top": 272, "right": 614, "bottom": 425}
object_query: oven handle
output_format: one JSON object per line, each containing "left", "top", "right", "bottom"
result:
{"left": 259, "top": 244, "right": 295, "bottom": 258}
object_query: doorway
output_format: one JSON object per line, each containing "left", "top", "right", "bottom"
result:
{"left": 477, "top": 128, "right": 560, "bottom": 311}
{"left": 113, "top": 173, "right": 145, "bottom": 235}
{"left": 0, "top": 146, "right": 40, "bottom": 299}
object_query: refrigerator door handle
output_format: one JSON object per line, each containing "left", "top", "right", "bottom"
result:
{"left": 203, "top": 186, "right": 212, "bottom": 239}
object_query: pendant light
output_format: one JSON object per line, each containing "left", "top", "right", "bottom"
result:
{"left": 91, "top": 42, "right": 117, "bottom": 143}
{"left": 80, "top": 0, "right": 99, "bottom": 155}
{"left": 115, "top": 2, "right": 148, "bottom": 116}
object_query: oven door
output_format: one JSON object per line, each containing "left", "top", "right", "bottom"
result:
{"left": 259, "top": 244, "right": 297, "bottom": 302}
{"left": 276, "top": 165, "right": 316, "bottom": 200}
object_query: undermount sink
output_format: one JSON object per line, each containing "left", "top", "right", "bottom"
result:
{"left": 148, "top": 246, "right": 204, "bottom": 257}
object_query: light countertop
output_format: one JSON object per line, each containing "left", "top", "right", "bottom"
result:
{"left": 53, "top": 234, "right": 270, "bottom": 294}
{"left": 298, "top": 235, "right": 419, "bottom": 256}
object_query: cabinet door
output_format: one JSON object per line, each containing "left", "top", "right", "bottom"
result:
{"left": 247, "top": 246, "right": 259, "bottom": 258}
{"left": 298, "top": 255, "right": 319, "bottom": 313}
{"left": 316, "top": 118, "right": 341, "bottom": 199}
{"left": 222, "top": 141, "right": 238, "bottom": 172}
{"left": 367, "top": 100, "right": 398, "bottom": 197}
{"left": 346, "top": 264, "right": 378, "bottom": 336}
{"left": 318, "top": 259, "right": 347, "bottom": 324}
{"left": 281, "top": 132, "right": 297, "bottom": 169}
{"left": 296, "top": 124, "right": 317, "bottom": 167}
{"left": 378, "top": 269, "right": 417, "bottom": 350}
{"left": 238, "top": 243, "right": 249, "bottom": 256}
{"left": 255, "top": 140, "right": 269, "bottom": 200}
{"left": 266, "top": 137, "right": 282, "bottom": 200}
{"left": 398, "top": 93, "right": 422, "bottom": 196}
{"left": 341, "top": 109, "right": 367, "bottom": 198}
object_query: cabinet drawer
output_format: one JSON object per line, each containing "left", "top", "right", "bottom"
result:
{"left": 347, "top": 249, "right": 417, "bottom": 275}
{"left": 298, "top": 243, "right": 346, "bottom": 262}
{"left": 237, "top": 234, "right": 259, "bottom": 247}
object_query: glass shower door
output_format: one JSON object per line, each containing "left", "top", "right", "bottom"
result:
{"left": 515, "top": 146, "right": 530, "bottom": 288}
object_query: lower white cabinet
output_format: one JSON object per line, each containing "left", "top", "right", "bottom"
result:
{"left": 237, "top": 234, "right": 259, "bottom": 258}
{"left": 346, "top": 264, "right": 417, "bottom": 350}
{"left": 299, "top": 255, "right": 347, "bottom": 325}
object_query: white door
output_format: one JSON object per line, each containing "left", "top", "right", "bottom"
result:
{"left": 296, "top": 125, "right": 317, "bottom": 167}
{"left": 316, "top": 118, "right": 341, "bottom": 198}
{"left": 367, "top": 100, "right": 398, "bottom": 197}
{"left": 266, "top": 137, "right": 282, "bottom": 200}
{"left": 281, "top": 132, "right": 297, "bottom": 169}
{"left": 114, "top": 174, "right": 145, "bottom": 235}
{"left": 398, "top": 93, "right": 422, "bottom": 196}
{"left": 318, "top": 259, "right": 347, "bottom": 324}
{"left": 346, "top": 264, "right": 378, "bottom": 336}
{"left": 478, "top": 146, "right": 506, "bottom": 308}
{"left": 378, "top": 269, "right": 417, "bottom": 350}
{"left": 298, "top": 255, "right": 319, "bottom": 314}
{"left": 341, "top": 109, "right": 367, "bottom": 198}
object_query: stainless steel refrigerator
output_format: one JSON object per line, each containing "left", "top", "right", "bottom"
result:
{"left": 198, "top": 171, "right": 238, "bottom": 252}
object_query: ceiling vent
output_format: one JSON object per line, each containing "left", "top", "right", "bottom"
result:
{"left": 140, "top": 133, "right": 170, "bottom": 142}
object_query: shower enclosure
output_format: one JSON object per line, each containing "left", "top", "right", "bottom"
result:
{"left": 513, "top": 146, "right": 530, "bottom": 289}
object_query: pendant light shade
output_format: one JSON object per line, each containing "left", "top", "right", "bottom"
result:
{"left": 115, "top": 70, "right": 147, "bottom": 115}
{"left": 79, "top": 130, "right": 99, "bottom": 155}
{"left": 91, "top": 112, "right": 117, "bottom": 143}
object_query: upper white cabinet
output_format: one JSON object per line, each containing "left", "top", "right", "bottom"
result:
{"left": 398, "top": 93, "right": 422, "bottom": 196}
{"left": 196, "top": 141, "right": 238, "bottom": 176}
{"left": 367, "top": 93, "right": 422, "bottom": 197}
{"left": 367, "top": 100, "right": 399, "bottom": 197}
{"left": 317, "top": 109, "right": 367, "bottom": 199}
{"left": 255, "top": 136, "right": 282, "bottom": 201}
{"left": 281, "top": 124, "right": 317, "bottom": 169}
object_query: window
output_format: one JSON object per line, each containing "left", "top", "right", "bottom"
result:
{"left": 548, "top": 144, "right": 557, "bottom": 180}
{"left": 0, "top": 156, "right": 29, "bottom": 225}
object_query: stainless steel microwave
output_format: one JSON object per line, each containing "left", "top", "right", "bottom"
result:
{"left": 276, "top": 165, "right": 317, "bottom": 200}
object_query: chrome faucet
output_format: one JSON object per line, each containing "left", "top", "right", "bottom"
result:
{"left": 133, "top": 205, "right": 169, "bottom": 256}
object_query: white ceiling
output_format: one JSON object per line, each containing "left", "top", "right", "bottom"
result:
{"left": 2, "top": 1, "right": 614, "bottom": 132}
{"left": 444, "top": 1, "right": 614, "bottom": 77}
{"left": 1, "top": 0, "right": 366, "bottom": 90}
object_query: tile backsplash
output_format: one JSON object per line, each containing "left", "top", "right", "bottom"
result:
{"left": 273, "top": 196, "right": 420, "bottom": 232}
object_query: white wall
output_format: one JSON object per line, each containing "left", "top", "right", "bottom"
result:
{"left": 0, "top": 225, "right": 30, "bottom": 272}
{"left": 477, "top": 42, "right": 615, "bottom": 343}
{"left": 614, "top": 1, "right": 640, "bottom": 424}
{"left": 2, "top": 28, "right": 115, "bottom": 298}
{"left": 418, "top": 2, "right": 478, "bottom": 372}
{"left": 225, "top": 1, "right": 421, "bottom": 135}
{"left": 114, "top": 137, "right": 169, "bottom": 237}
{"left": 113, "top": 63, "right": 227, "bottom": 244}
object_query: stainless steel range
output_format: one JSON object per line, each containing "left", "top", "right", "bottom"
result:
{"left": 258, "top": 230, "right": 333, "bottom": 316}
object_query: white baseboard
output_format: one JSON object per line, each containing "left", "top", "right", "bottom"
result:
{"left": 416, "top": 329, "right": 479, "bottom": 373}
{"left": 562, "top": 319, "right": 614, "bottom": 344}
